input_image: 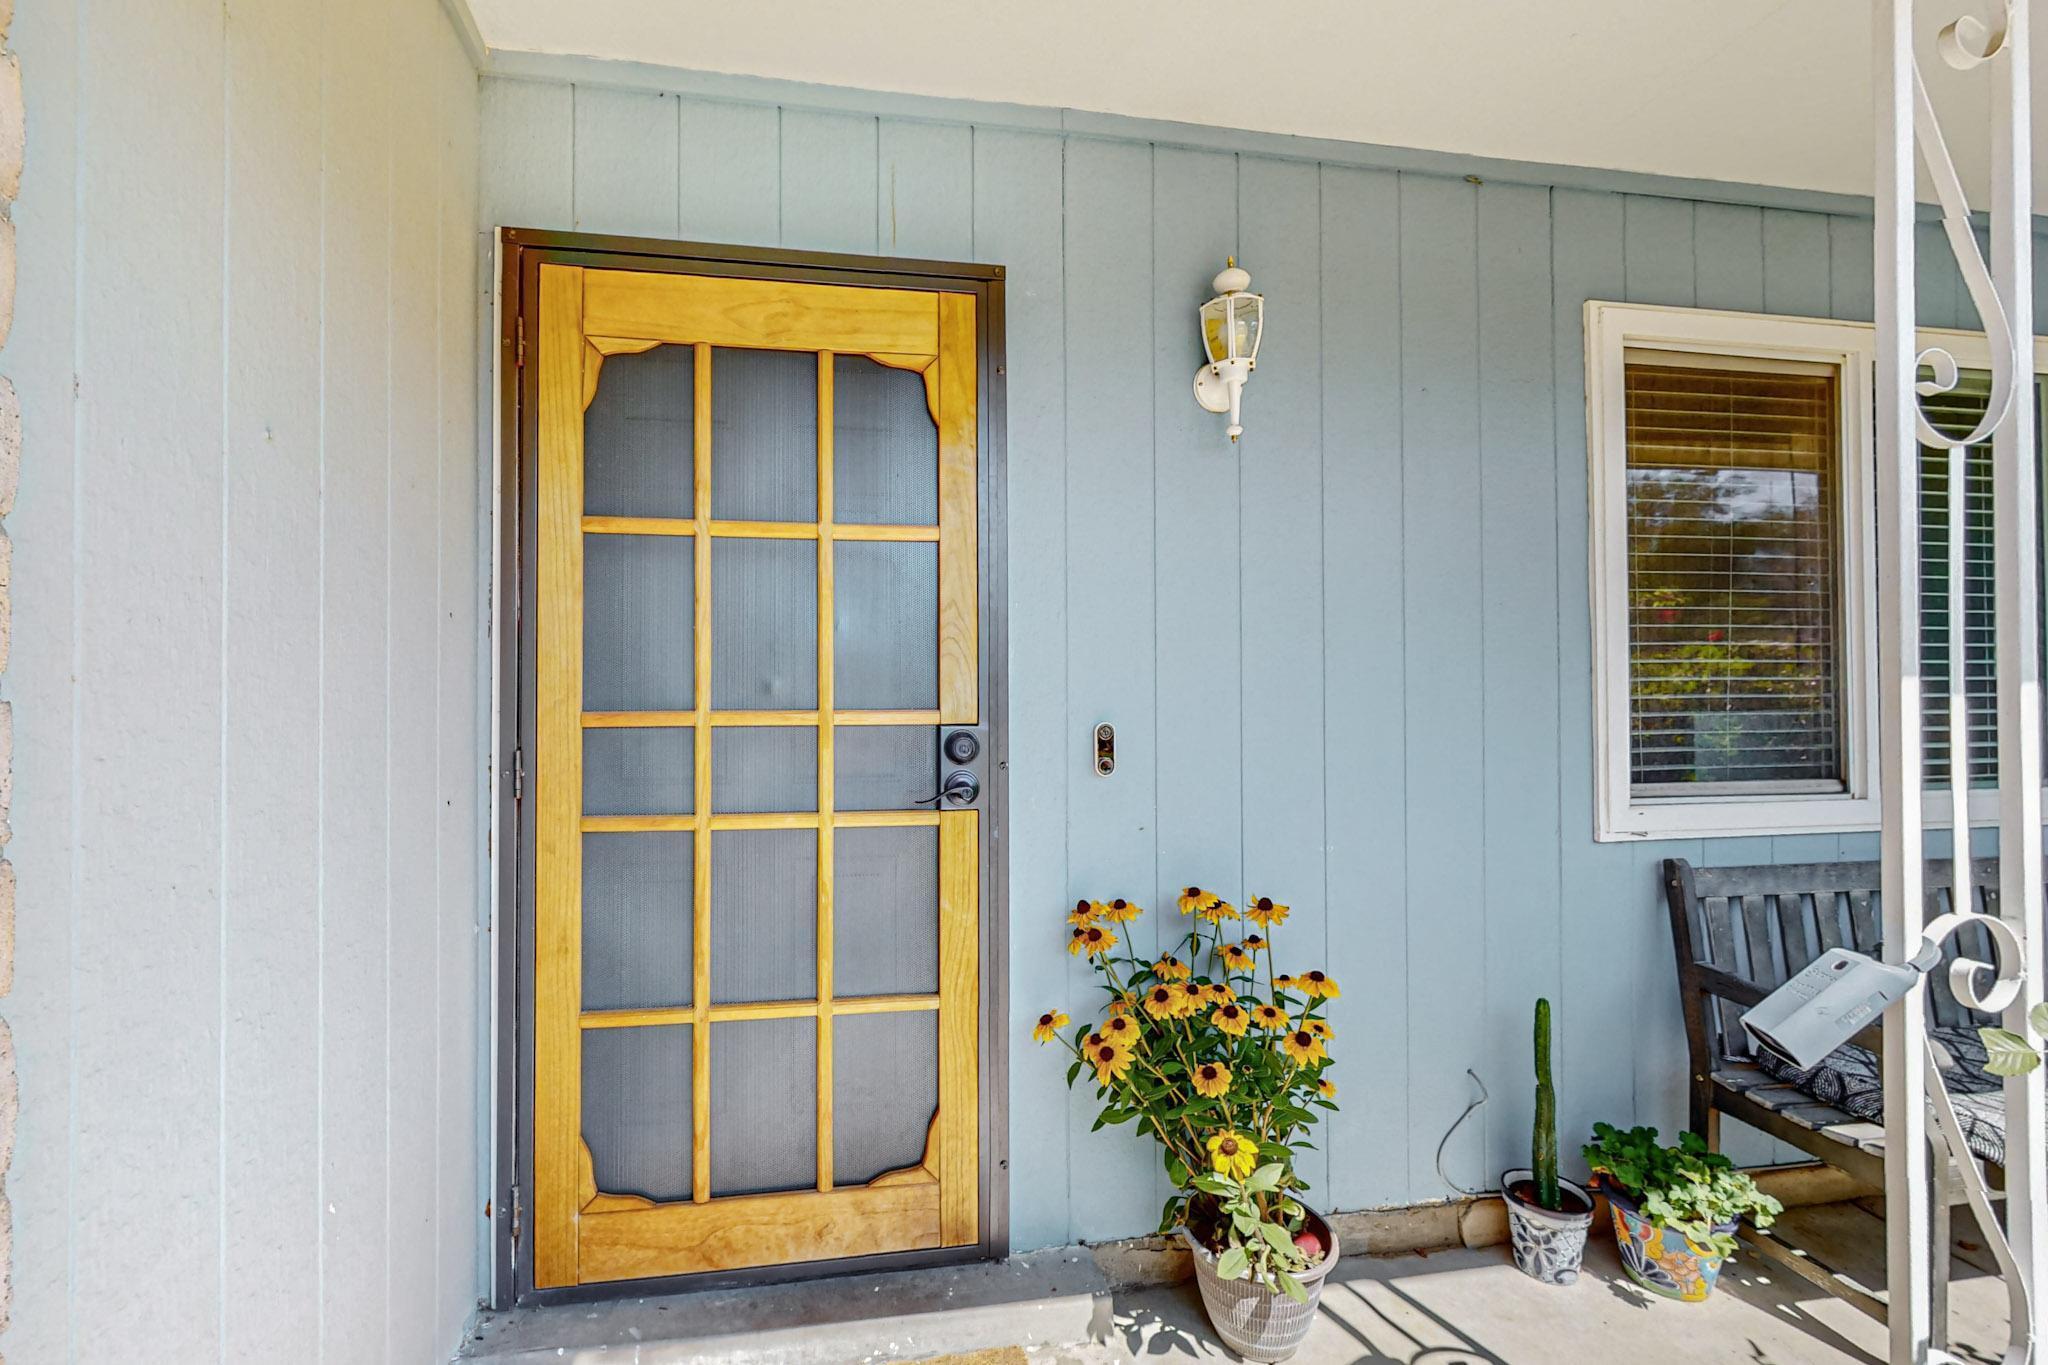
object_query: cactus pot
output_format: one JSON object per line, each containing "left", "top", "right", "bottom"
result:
{"left": 1180, "top": 1208, "right": 1339, "bottom": 1363}
{"left": 1500, "top": 1168, "right": 1594, "bottom": 1286}
{"left": 1602, "top": 1181, "right": 1738, "bottom": 1302}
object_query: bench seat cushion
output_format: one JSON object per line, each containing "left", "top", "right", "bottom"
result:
{"left": 1750, "top": 1025, "right": 2007, "bottom": 1165}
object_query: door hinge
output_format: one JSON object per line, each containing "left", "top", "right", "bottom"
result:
{"left": 513, "top": 747, "right": 525, "bottom": 803}
{"left": 515, "top": 315, "right": 526, "bottom": 369}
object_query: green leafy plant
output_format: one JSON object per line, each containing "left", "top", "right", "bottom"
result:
{"left": 1532, "top": 998, "right": 1559, "bottom": 1211}
{"left": 1582, "top": 1123, "right": 1782, "bottom": 1260}
{"left": 1978, "top": 1002, "right": 2048, "bottom": 1076}
{"left": 1190, "top": 1162, "right": 1317, "bottom": 1303}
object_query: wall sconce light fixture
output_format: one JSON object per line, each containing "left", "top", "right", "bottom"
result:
{"left": 1193, "top": 257, "right": 1263, "bottom": 441}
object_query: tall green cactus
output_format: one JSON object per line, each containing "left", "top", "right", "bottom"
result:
{"left": 1533, "top": 998, "right": 1560, "bottom": 1212}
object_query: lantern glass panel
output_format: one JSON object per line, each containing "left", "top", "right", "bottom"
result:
{"left": 1234, "top": 294, "right": 1263, "bottom": 362}
{"left": 1200, "top": 295, "right": 1233, "bottom": 364}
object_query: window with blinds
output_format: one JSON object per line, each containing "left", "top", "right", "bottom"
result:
{"left": 1624, "top": 354, "right": 1845, "bottom": 795}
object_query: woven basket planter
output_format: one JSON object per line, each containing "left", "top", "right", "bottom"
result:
{"left": 1180, "top": 1209, "right": 1339, "bottom": 1363}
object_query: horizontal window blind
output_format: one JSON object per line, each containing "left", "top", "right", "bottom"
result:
{"left": 1625, "top": 358, "right": 1845, "bottom": 793}
{"left": 1918, "top": 370, "right": 1997, "bottom": 788}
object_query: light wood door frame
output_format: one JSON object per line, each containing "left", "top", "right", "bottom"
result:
{"left": 494, "top": 231, "right": 1009, "bottom": 1307}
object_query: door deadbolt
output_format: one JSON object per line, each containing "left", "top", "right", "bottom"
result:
{"left": 944, "top": 730, "right": 980, "bottom": 764}
{"left": 1094, "top": 723, "right": 1115, "bottom": 776}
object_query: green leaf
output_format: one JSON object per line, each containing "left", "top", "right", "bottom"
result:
{"left": 1233, "top": 1211, "right": 1260, "bottom": 1236}
{"left": 1246, "top": 1162, "right": 1284, "bottom": 1193}
{"left": 2031, "top": 1001, "right": 2048, "bottom": 1040}
{"left": 1192, "top": 1175, "right": 1232, "bottom": 1197}
{"left": 1216, "top": 1246, "right": 1249, "bottom": 1280}
{"left": 1274, "top": 1271, "right": 1308, "bottom": 1303}
{"left": 1980, "top": 1027, "right": 2043, "bottom": 1077}
{"left": 1258, "top": 1221, "right": 1295, "bottom": 1254}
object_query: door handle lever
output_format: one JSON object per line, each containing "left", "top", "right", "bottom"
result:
{"left": 915, "top": 769, "right": 980, "bottom": 807}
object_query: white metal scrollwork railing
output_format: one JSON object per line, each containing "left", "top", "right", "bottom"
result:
{"left": 1876, "top": 3, "right": 2047, "bottom": 1361}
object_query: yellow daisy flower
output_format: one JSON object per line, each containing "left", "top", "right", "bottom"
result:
{"left": 1317, "top": 1078, "right": 1338, "bottom": 1100}
{"left": 1207, "top": 1129, "right": 1259, "bottom": 1180}
{"left": 1141, "top": 984, "right": 1181, "bottom": 1019}
{"left": 1031, "top": 1009, "right": 1070, "bottom": 1043}
{"left": 1247, "top": 896, "right": 1291, "bottom": 927}
{"left": 1204, "top": 981, "right": 1239, "bottom": 1004}
{"left": 1100, "top": 1013, "right": 1141, "bottom": 1045}
{"left": 1272, "top": 974, "right": 1302, "bottom": 993}
{"left": 1198, "top": 897, "right": 1240, "bottom": 924}
{"left": 1251, "top": 1003, "right": 1289, "bottom": 1032}
{"left": 1101, "top": 897, "right": 1143, "bottom": 923}
{"left": 1281, "top": 1028, "right": 1328, "bottom": 1065}
{"left": 1241, "top": 933, "right": 1269, "bottom": 955}
{"left": 1090, "top": 1040, "right": 1136, "bottom": 1085}
{"left": 1068, "top": 923, "right": 1118, "bottom": 958}
{"left": 1067, "top": 899, "right": 1100, "bottom": 928}
{"left": 1107, "top": 991, "right": 1139, "bottom": 1017}
{"left": 1302, "top": 970, "right": 1340, "bottom": 999}
{"left": 1218, "top": 942, "right": 1255, "bottom": 971}
{"left": 1176, "top": 885, "right": 1216, "bottom": 916}
{"left": 1152, "top": 955, "right": 1191, "bottom": 982}
{"left": 1304, "top": 1018, "right": 1333, "bottom": 1039}
{"left": 1170, "top": 982, "right": 1207, "bottom": 1018}
{"left": 1191, "top": 1062, "right": 1232, "bottom": 1099}
{"left": 1211, "top": 1002, "right": 1251, "bottom": 1037}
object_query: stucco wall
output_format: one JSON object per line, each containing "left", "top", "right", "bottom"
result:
{"left": 479, "top": 69, "right": 2041, "bottom": 1256}
{"left": 8, "top": 1, "right": 485, "bottom": 1360}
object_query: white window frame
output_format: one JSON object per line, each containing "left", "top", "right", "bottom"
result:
{"left": 1587, "top": 301, "right": 2048, "bottom": 842}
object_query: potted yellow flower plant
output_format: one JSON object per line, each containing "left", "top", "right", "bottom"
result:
{"left": 1031, "top": 888, "right": 1340, "bottom": 1363}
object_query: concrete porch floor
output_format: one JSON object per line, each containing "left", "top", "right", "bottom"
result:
{"left": 461, "top": 1201, "right": 2010, "bottom": 1364}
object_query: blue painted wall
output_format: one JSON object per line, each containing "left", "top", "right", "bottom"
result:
{"left": 480, "top": 72, "right": 2026, "bottom": 1253}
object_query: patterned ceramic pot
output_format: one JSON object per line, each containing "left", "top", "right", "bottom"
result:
{"left": 1500, "top": 1168, "right": 1594, "bottom": 1286}
{"left": 1603, "top": 1182, "right": 1738, "bottom": 1302}
{"left": 1181, "top": 1208, "right": 1339, "bottom": 1363}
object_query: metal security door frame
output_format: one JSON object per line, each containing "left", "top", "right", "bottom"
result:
{"left": 492, "top": 229, "right": 1010, "bottom": 1307}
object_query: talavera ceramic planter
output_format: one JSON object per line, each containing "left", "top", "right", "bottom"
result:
{"left": 1603, "top": 1181, "right": 1738, "bottom": 1302}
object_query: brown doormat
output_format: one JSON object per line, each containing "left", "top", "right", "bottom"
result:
{"left": 889, "top": 1351, "right": 1028, "bottom": 1365}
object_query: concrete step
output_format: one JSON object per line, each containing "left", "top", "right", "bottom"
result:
{"left": 457, "top": 1250, "right": 1113, "bottom": 1365}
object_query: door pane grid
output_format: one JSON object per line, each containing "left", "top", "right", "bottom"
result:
{"left": 537, "top": 265, "right": 978, "bottom": 1285}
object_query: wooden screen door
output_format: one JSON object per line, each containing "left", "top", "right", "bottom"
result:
{"left": 531, "top": 263, "right": 982, "bottom": 1287}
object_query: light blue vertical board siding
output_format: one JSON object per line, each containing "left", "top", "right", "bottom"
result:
{"left": 71, "top": 0, "right": 226, "bottom": 1352}
{"left": 1149, "top": 148, "right": 1239, "bottom": 1012}
{"left": 1829, "top": 215, "right": 1876, "bottom": 322}
{"left": 1550, "top": 188, "right": 1633, "bottom": 1182}
{"left": 1476, "top": 181, "right": 1560, "bottom": 1186}
{"left": 1237, "top": 154, "right": 1328, "bottom": 1199}
{"left": 973, "top": 128, "right": 1071, "bottom": 1250}
{"left": 878, "top": 120, "right": 973, "bottom": 258}
{"left": 1318, "top": 166, "right": 1407, "bottom": 1210}
{"left": 1762, "top": 210, "right": 1833, "bottom": 318}
{"left": 1061, "top": 137, "right": 1160, "bottom": 1240}
{"left": 573, "top": 86, "right": 681, "bottom": 238}
{"left": 7, "top": 0, "right": 81, "bottom": 1351}
{"left": 386, "top": 8, "right": 444, "bottom": 1352}
{"left": 321, "top": 1, "right": 395, "bottom": 1354}
{"left": 480, "top": 78, "right": 573, "bottom": 230}
{"left": 1693, "top": 203, "right": 1763, "bottom": 312}
{"left": 781, "top": 108, "right": 879, "bottom": 253}
{"left": 679, "top": 98, "right": 780, "bottom": 244}
{"left": 1917, "top": 219, "right": 1961, "bottom": 329}
{"left": 1620, "top": 193, "right": 1705, "bottom": 1146}
{"left": 1399, "top": 173, "right": 1486, "bottom": 1197}
{"left": 436, "top": 32, "right": 487, "bottom": 1348}
{"left": 222, "top": 0, "right": 323, "bottom": 1355}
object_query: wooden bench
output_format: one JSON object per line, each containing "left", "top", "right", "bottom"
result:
{"left": 1662, "top": 856, "right": 2009, "bottom": 1337}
